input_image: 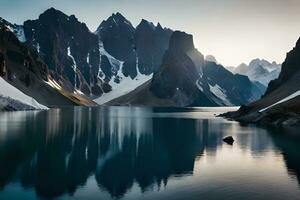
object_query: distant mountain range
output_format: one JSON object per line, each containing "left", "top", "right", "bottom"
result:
{"left": 222, "top": 37, "right": 300, "bottom": 126}
{"left": 228, "top": 59, "right": 281, "bottom": 86}
{"left": 0, "top": 8, "right": 268, "bottom": 110}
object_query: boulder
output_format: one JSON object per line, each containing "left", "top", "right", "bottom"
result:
{"left": 223, "top": 136, "right": 234, "bottom": 145}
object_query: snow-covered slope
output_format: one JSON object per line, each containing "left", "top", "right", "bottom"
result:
{"left": 208, "top": 84, "right": 232, "bottom": 105}
{"left": 94, "top": 41, "right": 153, "bottom": 105}
{"left": 95, "top": 64, "right": 152, "bottom": 105}
{"left": 259, "top": 90, "right": 300, "bottom": 112}
{"left": 0, "top": 77, "right": 48, "bottom": 110}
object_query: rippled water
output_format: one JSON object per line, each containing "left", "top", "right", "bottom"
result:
{"left": 0, "top": 106, "right": 299, "bottom": 200}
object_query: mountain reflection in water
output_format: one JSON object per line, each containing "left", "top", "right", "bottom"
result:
{"left": 0, "top": 107, "right": 299, "bottom": 200}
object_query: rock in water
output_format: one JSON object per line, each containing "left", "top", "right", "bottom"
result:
{"left": 223, "top": 136, "right": 234, "bottom": 145}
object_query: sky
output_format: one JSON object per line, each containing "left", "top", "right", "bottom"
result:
{"left": 1, "top": 0, "right": 300, "bottom": 67}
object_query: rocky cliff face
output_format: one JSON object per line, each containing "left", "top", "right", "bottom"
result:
{"left": 0, "top": 18, "right": 94, "bottom": 106}
{"left": 96, "top": 13, "right": 136, "bottom": 79}
{"left": 135, "top": 20, "right": 172, "bottom": 75}
{"left": 266, "top": 38, "right": 300, "bottom": 95}
{"left": 96, "top": 14, "right": 172, "bottom": 78}
{"left": 150, "top": 31, "right": 212, "bottom": 106}
{"left": 23, "top": 8, "right": 101, "bottom": 96}
{"left": 93, "top": 13, "right": 173, "bottom": 104}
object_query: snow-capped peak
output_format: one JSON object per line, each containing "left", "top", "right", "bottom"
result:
{"left": 234, "top": 58, "right": 281, "bottom": 86}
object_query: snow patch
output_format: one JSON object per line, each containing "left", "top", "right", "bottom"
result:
{"left": 68, "top": 47, "right": 78, "bottom": 88}
{"left": 94, "top": 40, "right": 152, "bottom": 104}
{"left": 95, "top": 62, "right": 152, "bottom": 105}
{"left": 36, "top": 43, "right": 40, "bottom": 53}
{"left": 87, "top": 53, "right": 90, "bottom": 64}
{"left": 196, "top": 79, "right": 203, "bottom": 92}
{"left": 259, "top": 90, "right": 300, "bottom": 113}
{"left": 209, "top": 84, "right": 232, "bottom": 105}
{"left": 0, "top": 77, "right": 48, "bottom": 110}
{"left": 98, "top": 41, "right": 122, "bottom": 72}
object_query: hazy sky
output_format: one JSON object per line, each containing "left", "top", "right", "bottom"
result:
{"left": 1, "top": 0, "right": 300, "bottom": 66}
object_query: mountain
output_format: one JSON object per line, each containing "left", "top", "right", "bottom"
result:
{"left": 96, "top": 12, "right": 136, "bottom": 79}
{"left": 107, "top": 31, "right": 265, "bottom": 107}
{"left": 94, "top": 14, "right": 173, "bottom": 104}
{"left": 96, "top": 15, "right": 172, "bottom": 78}
{"left": 0, "top": 9, "right": 269, "bottom": 108}
{"left": 232, "top": 59, "right": 281, "bottom": 86}
{"left": 150, "top": 31, "right": 215, "bottom": 106}
{"left": 0, "top": 17, "right": 95, "bottom": 108}
{"left": 23, "top": 8, "right": 102, "bottom": 96}
{"left": 222, "top": 37, "right": 300, "bottom": 126}
{"left": 14, "top": 9, "right": 172, "bottom": 105}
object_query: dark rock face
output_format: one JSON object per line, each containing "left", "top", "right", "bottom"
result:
{"left": 266, "top": 37, "right": 300, "bottom": 95}
{"left": 150, "top": 31, "right": 212, "bottom": 106}
{"left": 135, "top": 20, "right": 172, "bottom": 74}
{"left": 168, "top": 31, "right": 195, "bottom": 53}
{"left": 0, "top": 20, "right": 90, "bottom": 106}
{"left": 96, "top": 13, "right": 136, "bottom": 78}
{"left": 0, "top": 52, "right": 6, "bottom": 76}
{"left": 0, "top": 21, "right": 48, "bottom": 81}
{"left": 96, "top": 14, "right": 172, "bottom": 78}
{"left": 23, "top": 8, "right": 101, "bottom": 96}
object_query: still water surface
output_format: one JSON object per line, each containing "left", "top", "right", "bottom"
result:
{"left": 0, "top": 106, "right": 299, "bottom": 200}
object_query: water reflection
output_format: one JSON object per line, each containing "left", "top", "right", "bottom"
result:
{"left": 0, "top": 107, "right": 299, "bottom": 199}
{"left": 269, "top": 129, "right": 300, "bottom": 186}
